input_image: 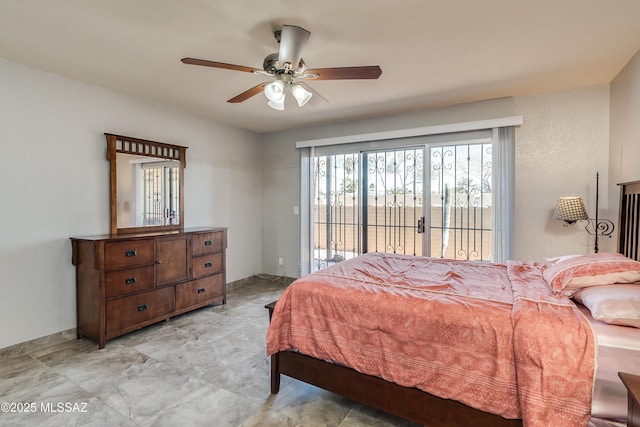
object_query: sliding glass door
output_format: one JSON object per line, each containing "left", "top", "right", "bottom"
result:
{"left": 306, "top": 129, "right": 499, "bottom": 273}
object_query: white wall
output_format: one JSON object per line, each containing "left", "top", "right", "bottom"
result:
{"left": 0, "top": 59, "right": 262, "bottom": 349}
{"left": 260, "top": 86, "right": 613, "bottom": 277}
{"left": 610, "top": 49, "right": 640, "bottom": 204}
{"left": 512, "top": 85, "right": 612, "bottom": 259}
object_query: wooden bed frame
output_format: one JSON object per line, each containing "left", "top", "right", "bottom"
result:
{"left": 619, "top": 180, "right": 640, "bottom": 262}
{"left": 269, "top": 350, "right": 520, "bottom": 427}
{"left": 268, "top": 179, "right": 640, "bottom": 427}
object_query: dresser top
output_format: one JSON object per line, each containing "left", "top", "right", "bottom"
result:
{"left": 70, "top": 226, "right": 227, "bottom": 241}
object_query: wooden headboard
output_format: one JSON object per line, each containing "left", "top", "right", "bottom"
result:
{"left": 618, "top": 180, "right": 640, "bottom": 261}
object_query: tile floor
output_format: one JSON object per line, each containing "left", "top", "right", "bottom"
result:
{"left": 0, "top": 277, "right": 421, "bottom": 427}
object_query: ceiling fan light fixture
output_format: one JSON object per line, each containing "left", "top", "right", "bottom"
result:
{"left": 264, "top": 79, "right": 285, "bottom": 102}
{"left": 267, "top": 98, "right": 285, "bottom": 110}
{"left": 291, "top": 83, "right": 312, "bottom": 107}
{"left": 181, "top": 25, "right": 383, "bottom": 108}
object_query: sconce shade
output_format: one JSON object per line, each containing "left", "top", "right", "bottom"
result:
{"left": 553, "top": 197, "right": 589, "bottom": 224}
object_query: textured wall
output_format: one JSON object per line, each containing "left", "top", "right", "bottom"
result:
{"left": 260, "top": 86, "right": 612, "bottom": 277}
{"left": 511, "top": 85, "right": 612, "bottom": 259}
{"left": 610, "top": 49, "right": 640, "bottom": 208}
{"left": 0, "top": 59, "right": 262, "bottom": 349}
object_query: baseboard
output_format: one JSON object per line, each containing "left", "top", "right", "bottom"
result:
{"left": 1, "top": 274, "right": 296, "bottom": 359}
{"left": 0, "top": 328, "right": 76, "bottom": 360}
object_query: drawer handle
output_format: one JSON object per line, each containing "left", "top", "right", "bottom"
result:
{"left": 125, "top": 277, "right": 137, "bottom": 285}
{"left": 137, "top": 304, "right": 148, "bottom": 312}
{"left": 197, "top": 288, "right": 205, "bottom": 294}
{"left": 125, "top": 250, "right": 137, "bottom": 257}
{"left": 204, "top": 262, "right": 212, "bottom": 268}
{"left": 204, "top": 240, "right": 212, "bottom": 246}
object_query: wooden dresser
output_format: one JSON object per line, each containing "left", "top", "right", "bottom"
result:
{"left": 71, "top": 227, "right": 227, "bottom": 348}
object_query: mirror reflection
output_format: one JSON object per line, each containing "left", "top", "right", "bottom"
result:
{"left": 116, "top": 153, "right": 181, "bottom": 229}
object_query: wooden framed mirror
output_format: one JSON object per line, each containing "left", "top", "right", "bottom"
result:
{"left": 106, "top": 133, "right": 187, "bottom": 234}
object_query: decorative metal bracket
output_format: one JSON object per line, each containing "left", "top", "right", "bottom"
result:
{"left": 588, "top": 172, "right": 615, "bottom": 253}
{"left": 584, "top": 218, "right": 615, "bottom": 253}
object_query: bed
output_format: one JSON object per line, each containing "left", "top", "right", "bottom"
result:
{"left": 266, "top": 180, "right": 640, "bottom": 427}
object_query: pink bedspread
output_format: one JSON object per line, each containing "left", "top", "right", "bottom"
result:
{"left": 266, "top": 253, "right": 595, "bottom": 426}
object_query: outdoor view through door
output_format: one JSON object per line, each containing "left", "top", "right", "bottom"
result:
{"left": 142, "top": 162, "right": 180, "bottom": 226}
{"left": 312, "top": 142, "right": 492, "bottom": 272}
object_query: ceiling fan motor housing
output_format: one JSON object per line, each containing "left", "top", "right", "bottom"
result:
{"left": 262, "top": 53, "right": 279, "bottom": 74}
{"left": 263, "top": 53, "right": 307, "bottom": 76}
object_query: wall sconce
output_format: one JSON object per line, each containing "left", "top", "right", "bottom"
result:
{"left": 553, "top": 172, "right": 614, "bottom": 253}
{"left": 553, "top": 197, "right": 588, "bottom": 224}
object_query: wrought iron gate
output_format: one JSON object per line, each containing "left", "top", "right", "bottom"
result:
{"left": 362, "top": 148, "right": 424, "bottom": 256}
{"left": 143, "top": 164, "right": 179, "bottom": 226}
{"left": 312, "top": 147, "right": 424, "bottom": 271}
{"left": 311, "top": 141, "right": 492, "bottom": 272}
{"left": 429, "top": 143, "right": 492, "bottom": 261}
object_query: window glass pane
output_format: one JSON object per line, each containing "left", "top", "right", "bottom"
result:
{"left": 141, "top": 163, "right": 179, "bottom": 226}
{"left": 364, "top": 148, "right": 423, "bottom": 256}
{"left": 429, "top": 143, "right": 492, "bottom": 261}
{"left": 313, "top": 153, "right": 360, "bottom": 271}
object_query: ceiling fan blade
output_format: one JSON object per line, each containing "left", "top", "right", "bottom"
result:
{"left": 304, "top": 66, "right": 382, "bottom": 80}
{"left": 227, "top": 83, "right": 267, "bottom": 103}
{"left": 278, "top": 25, "right": 310, "bottom": 71}
{"left": 181, "top": 58, "right": 261, "bottom": 74}
{"left": 297, "top": 82, "right": 328, "bottom": 105}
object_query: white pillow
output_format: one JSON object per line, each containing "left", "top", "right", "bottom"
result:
{"left": 573, "top": 284, "right": 640, "bottom": 328}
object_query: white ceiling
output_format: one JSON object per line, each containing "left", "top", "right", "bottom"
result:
{"left": 1, "top": 0, "right": 639, "bottom": 134}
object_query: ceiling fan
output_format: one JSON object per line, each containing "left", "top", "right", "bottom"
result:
{"left": 181, "top": 25, "right": 382, "bottom": 110}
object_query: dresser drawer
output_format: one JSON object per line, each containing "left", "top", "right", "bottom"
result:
{"left": 191, "top": 231, "right": 224, "bottom": 256}
{"left": 105, "top": 239, "right": 154, "bottom": 270}
{"left": 176, "top": 274, "right": 224, "bottom": 310}
{"left": 192, "top": 252, "right": 223, "bottom": 278}
{"left": 106, "top": 287, "right": 174, "bottom": 335}
{"left": 105, "top": 265, "right": 154, "bottom": 299}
